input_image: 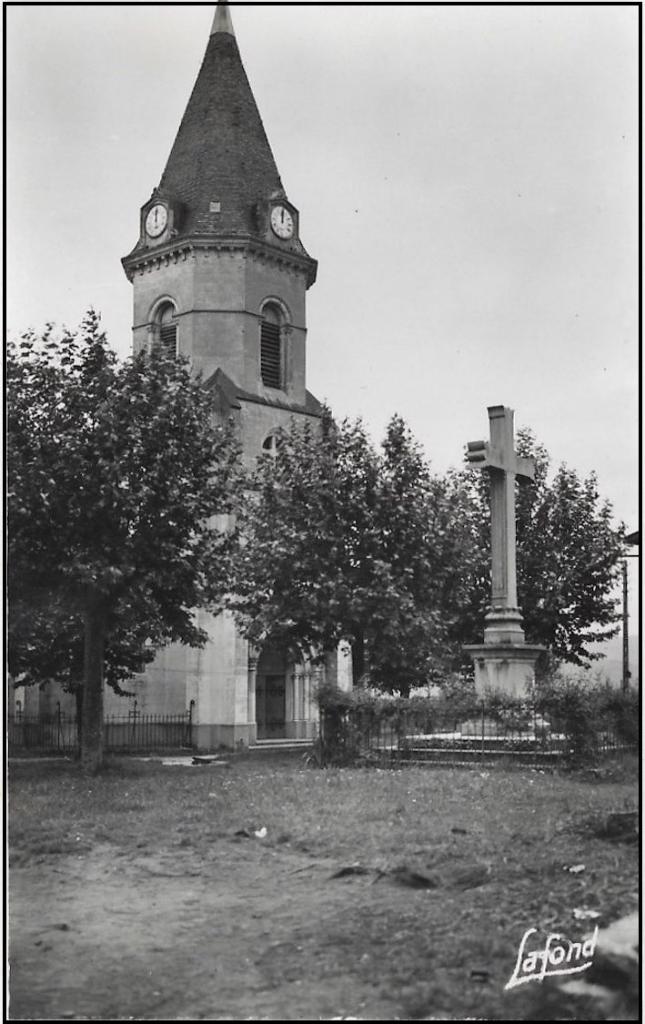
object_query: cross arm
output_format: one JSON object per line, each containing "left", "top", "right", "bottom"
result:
{"left": 465, "top": 442, "right": 535, "bottom": 481}
{"left": 514, "top": 455, "right": 535, "bottom": 481}
{"left": 465, "top": 439, "right": 489, "bottom": 466}
{"left": 486, "top": 449, "right": 535, "bottom": 481}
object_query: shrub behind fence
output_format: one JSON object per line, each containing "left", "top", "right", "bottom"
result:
{"left": 314, "top": 685, "right": 639, "bottom": 769}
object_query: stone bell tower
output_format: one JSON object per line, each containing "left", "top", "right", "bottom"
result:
{"left": 120, "top": 3, "right": 348, "bottom": 747}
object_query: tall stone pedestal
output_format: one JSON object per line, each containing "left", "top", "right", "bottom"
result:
{"left": 464, "top": 407, "right": 547, "bottom": 699}
{"left": 464, "top": 642, "right": 544, "bottom": 698}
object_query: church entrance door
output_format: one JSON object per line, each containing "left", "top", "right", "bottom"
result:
{"left": 256, "top": 674, "right": 286, "bottom": 740}
{"left": 255, "top": 646, "right": 288, "bottom": 740}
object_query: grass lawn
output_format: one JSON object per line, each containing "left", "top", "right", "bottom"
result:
{"left": 8, "top": 755, "right": 639, "bottom": 1020}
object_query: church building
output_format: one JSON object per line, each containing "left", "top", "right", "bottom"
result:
{"left": 116, "top": 2, "right": 351, "bottom": 748}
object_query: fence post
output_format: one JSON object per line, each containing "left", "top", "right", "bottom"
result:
{"left": 481, "top": 700, "right": 485, "bottom": 763}
{"left": 131, "top": 700, "right": 138, "bottom": 746}
{"left": 188, "top": 699, "right": 195, "bottom": 749}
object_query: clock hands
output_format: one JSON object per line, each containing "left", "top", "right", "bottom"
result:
{"left": 270, "top": 205, "right": 293, "bottom": 239}
{"left": 145, "top": 204, "right": 168, "bottom": 238}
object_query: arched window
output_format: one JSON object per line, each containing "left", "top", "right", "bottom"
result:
{"left": 260, "top": 304, "right": 282, "bottom": 389}
{"left": 153, "top": 302, "right": 177, "bottom": 357}
{"left": 262, "top": 434, "right": 281, "bottom": 457}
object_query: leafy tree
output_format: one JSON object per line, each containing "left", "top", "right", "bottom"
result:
{"left": 7, "top": 312, "right": 240, "bottom": 770}
{"left": 229, "top": 410, "right": 382, "bottom": 676}
{"left": 8, "top": 589, "right": 185, "bottom": 727}
{"left": 455, "top": 428, "right": 624, "bottom": 671}
{"left": 232, "top": 413, "right": 623, "bottom": 692}
{"left": 229, "top": 411, "right": 474, "bottom": 693}
{"left": 366, "top": 416, "right": 475, "bottom": 692}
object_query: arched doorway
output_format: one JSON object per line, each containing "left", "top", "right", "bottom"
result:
{"left": 255, "top": 647, "right": 287, "bottom": 740}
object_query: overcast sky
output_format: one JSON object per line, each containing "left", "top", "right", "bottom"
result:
{"left": 7, "top": 5, "right": 638, "bottom": 544}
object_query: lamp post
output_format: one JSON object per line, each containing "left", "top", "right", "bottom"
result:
{"left": 622, "top": 530, "right": 639, "bottom": 692}
{"left": 622, "top": 558, "right": 629, "bottom": 692}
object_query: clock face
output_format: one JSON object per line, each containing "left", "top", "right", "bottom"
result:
{"left": 145, "top": 204, "right": 168, "bottom": 238}
{"left": 270, "top": 205, "right": 294, "bottom": 239}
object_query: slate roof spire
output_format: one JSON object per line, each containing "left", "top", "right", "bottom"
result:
{"left": 157, "top": 3, "right": 285, "bottom": 238}
{"left": 211, "top": 1, "right": 235, "bottom": 37}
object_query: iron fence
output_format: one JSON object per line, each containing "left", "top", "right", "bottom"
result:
{"left": 316, "top": 700, "right": 637, "bottom": 769}
{"left": 8, "top": 706, "right": 78, "bottom": 755}
{"left": 8, "top": 701, "right": 195, "bottom": 755}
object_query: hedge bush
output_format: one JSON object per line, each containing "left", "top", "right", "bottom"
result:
{"left": 313, "top": 677, "right": 639, "bottom": 768}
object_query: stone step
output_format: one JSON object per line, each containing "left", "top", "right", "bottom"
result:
{"left": 248, "top": 739, "right": 313, "bottom": 752}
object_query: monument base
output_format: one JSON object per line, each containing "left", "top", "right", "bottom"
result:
{"left": 464, "top": 643, "right": 545, "bottom": 698}
{"left": 482, "top": 606, "right": 526, "bottom": 645}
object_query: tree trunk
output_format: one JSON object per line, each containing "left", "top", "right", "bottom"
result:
{"left": 81, "top": 594, "right": 107, "bottom": 773}
{"left": 351, "top": 629, "right": 365, "bottom": 685}
{"left": 75, "top": 685, "right": 83, "bottom": 759}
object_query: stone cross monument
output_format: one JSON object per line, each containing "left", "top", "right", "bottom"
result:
{"left": 464, "top": 405, "right": 545, "bottom": 696}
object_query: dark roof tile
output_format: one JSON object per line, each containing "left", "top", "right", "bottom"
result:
{"left": 159, "top": 31, "right": 283, "bottom": 238}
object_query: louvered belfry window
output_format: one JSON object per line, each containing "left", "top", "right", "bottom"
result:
{"left": 260, "top": 307, "right": 282, "bottom": 388}
{"left": 157, "top": 304, "right": 177, "bottom": 357}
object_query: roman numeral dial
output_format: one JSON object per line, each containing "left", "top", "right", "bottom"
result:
{"left": 145, "top": 204, "right": 168, "bottom": 238}
{"left": 270, "top": 205, "right": 294, "bottom": 240}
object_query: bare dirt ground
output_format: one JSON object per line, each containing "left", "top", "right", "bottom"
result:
{"left": 8, "top": 756, "right": 639, "bottom": 1020}
{"left": 10, "top": 839, "right": 409, "bottom": 1021}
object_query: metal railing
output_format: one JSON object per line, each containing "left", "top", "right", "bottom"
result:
{"left": 8, "top": 705, "right": 79, "bottom": 755}
{"left": 8, "top": 700, "right": 195, "bottom": 755}
{"left": 316, "top": 700, "right": 637, "bottom": 769}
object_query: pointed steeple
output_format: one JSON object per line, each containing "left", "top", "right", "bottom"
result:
{"left": 156, "top": 5, "right": 285, "bottom": 239}
{"left": 211, "top": 1, "right": 235, "bottom": 37}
